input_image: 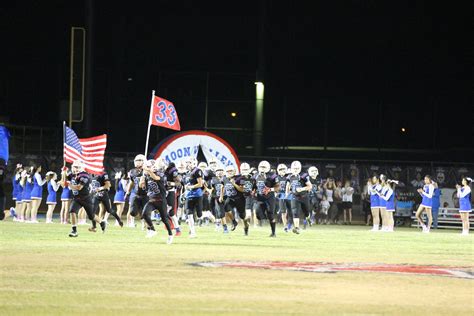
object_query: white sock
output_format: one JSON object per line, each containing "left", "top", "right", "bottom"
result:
{"left": 188, "top": 216, "right": 195, "bottom": 234}
{"left": 171, "top": 215, "right": 180, "bottom": 229}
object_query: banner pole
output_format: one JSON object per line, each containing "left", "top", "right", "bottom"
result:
{"left": 144, "top": 90, "right": 155, "bottom": 158}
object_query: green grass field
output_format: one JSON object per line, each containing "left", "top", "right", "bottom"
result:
{"left": 0, "top": 220, "right": 473, "bottom": 315}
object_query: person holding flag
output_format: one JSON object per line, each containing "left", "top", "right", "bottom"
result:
{"left": 62, "top": 124, "right": 108, "bottom": 236}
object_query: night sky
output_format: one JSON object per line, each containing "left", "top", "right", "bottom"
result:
{"left": 1, "top": 1, "right": 472, "bottom": 158}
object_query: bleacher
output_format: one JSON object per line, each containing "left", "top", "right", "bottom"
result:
{"left": 411, "top": 208, "right": 474, "bottom": 230}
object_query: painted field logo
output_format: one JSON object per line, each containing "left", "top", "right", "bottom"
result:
{"left": 190, "top": 261, "right": 474, "bottom": 279}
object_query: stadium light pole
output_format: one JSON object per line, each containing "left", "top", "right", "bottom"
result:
{"left": 68, "top": 27, "right": 86, "bottom": 128}
{"left": 254, "top": 0, "right": 266, "bottom": 156}
{"left": 254, "top": 81, "right": 264, "bottom": 156}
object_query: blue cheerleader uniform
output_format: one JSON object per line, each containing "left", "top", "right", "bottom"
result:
{"left": 61, "top": 185, "right": 72, "bottom": 201}
{"left": 113, "top": 179, "right": 126, "bottom": 203}
{"left": 420, "top": 184, "right": 434, "bottom": 208}
{"left": 46, "top": 180, "right": 59, "bottom": 205}
{"left": 23, "top": 179, "right": 34, "bottom": 202}
{"left": 458, "top": 187, "right": 472, "bottom": 213}
{"left": 369, "top": 184, "right": 381, "bottom": 209}
{"left": 382, "top": 187, "right": 395, "bottom": 212}
{"left": 378, "top": 185, "right": 387, "bottom": 209}
{"left": 16, "top": 183, "right": 24, "bottom": 203}
{"left": 31, "top": 173, "right": 45, "bottom": 199}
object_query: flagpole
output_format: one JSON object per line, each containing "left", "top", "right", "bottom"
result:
{"left": 144, "top": 90, "right": 155, "bottom": 158}
{"left": 62, "top": 121, "right": 66, "bottom": 167}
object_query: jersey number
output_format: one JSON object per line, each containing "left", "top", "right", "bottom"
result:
{"left": 155, "top": 101, "right": 177, "bottom": 126}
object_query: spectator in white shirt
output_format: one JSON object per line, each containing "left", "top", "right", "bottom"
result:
{"left": 341, "top": 180, "right": 354, "bottom": 224}
{"left": 319, "top": 195, "right": 330, "bottom": 224}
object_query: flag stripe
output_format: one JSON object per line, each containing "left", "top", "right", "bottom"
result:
{"left": 79, "top": 139, "right": 107, "bottom": 146}
{"left": 81, "top": 145, "right": 107, "bottom": 151}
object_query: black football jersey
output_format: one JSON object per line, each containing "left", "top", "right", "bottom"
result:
{"left": 70, "top": 171, "right": 91, "bottom": 199}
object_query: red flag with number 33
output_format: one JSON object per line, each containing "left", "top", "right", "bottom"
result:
{"left": 151, "top": 96, "right": 181, "bottom": 131}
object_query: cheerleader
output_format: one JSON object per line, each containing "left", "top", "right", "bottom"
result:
{"left": 368, "top": 176, "right": 381, "bottom": 231}
{"left": 30, "top": 165, "right": 47, "bottom": 223}
{"left": 415, "top": 175, "right": 435, "bottom": 233}
{"left": 12, "top": 164, "right": 24, "bottom": 221}
{"left": 113, "top": 171, "right": 128, "bottom": 226}
{"left": 378, "top": 174, "right": 388, "bottom": 231}
{"left": 59, "top": 168, "right": 72, "bottom": 224}
{"left": 45, "top": 171, "right": 60, "bottom": 223}
{"left": 21, "top": 168, "right": 34, "bottom": 222}
{"left": 379, "top": 179, "right": 398, "bottom": 232}
{"left": 456, "top": 177, "right": 472, "bottom": 235}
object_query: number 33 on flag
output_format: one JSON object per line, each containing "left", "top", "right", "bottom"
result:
{"left": 151, "top": 95, "right": 181, "bottom": 131}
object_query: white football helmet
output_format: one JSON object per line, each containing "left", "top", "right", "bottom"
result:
{"left": 216, "top": 166, "right": 225, "bottom": 178}
{"left": 72, "top": 160, "right": 85, "bottom": 173}
{"left": 240, "top": 163, "right": 251, "bottom": 176}
{"left": 277, "top": 164, "right": 287, "bottom": 176}
{"left": 144, "top": 159, "right": 156, "bottom": 171}
{"left": 258, "top": 160, "right": 270, "bottom": 174}
{"left": 198, "top": 161, "right": 208, "bottom": 171}
{"left": 134, "top": 154, "right": 146, "bottom": 168}
{"left": 155, "top": 157, "right": 167, "bottom": 171}
{"left": 208, "top": 159, "right": 218, "bottom": 172}
{"left": 225, "top": 165, "right": 236, "bottom": 177}
{"left": 308, "top": 166, "right": 319, "bottom": 178}
{"left": 291, "top": 161, "right": 302, "bottom": 175}
{"left": 186, "top": 157, "right": 198, "bottom": 170}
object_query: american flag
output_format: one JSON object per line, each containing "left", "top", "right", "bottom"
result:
{"left": 63, "top": 126, "right": 107, "bottom": 175}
